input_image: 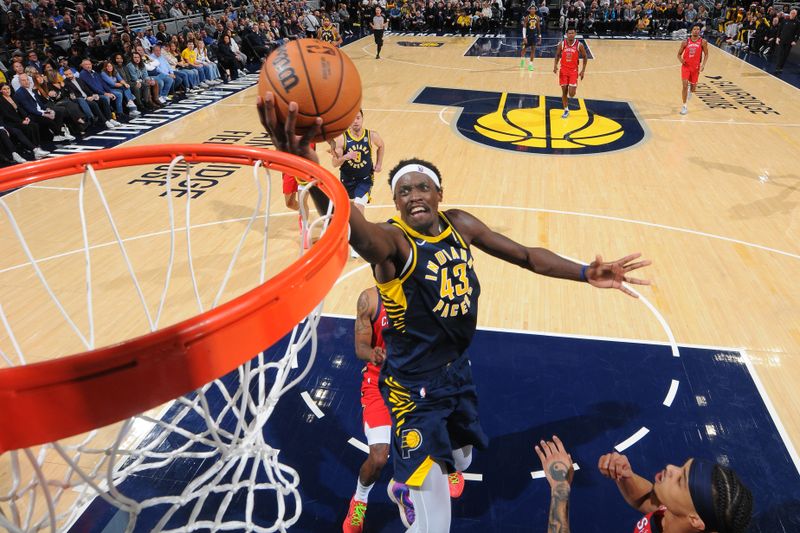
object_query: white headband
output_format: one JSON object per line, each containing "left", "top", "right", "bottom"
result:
{"left": 390, "top": 164, "right": 441, "bottom": 194}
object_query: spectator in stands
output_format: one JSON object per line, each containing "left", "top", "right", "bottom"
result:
{"left": 0, "top": 124, "right": 32, "bottom": 165}
{"left": 78, "top": 59, "right": 121, "bottom": 118}
{"left": 13, "top": 73, "right": 75, "bottom": 142}
{"left": 145, "top": 45, "right": 178, "bottom": 103}
{"left": 216, "top": 33, "right": 240, "bottom": 82}
{"left": 100, "top": 60, "right": 141, "bottom": 118}
{"left": 126, "top": 51, "right": 163, "bottom": 109}
{"left": 156, "top": 23, "right": 169, "bottom": 44}
{"left": 113, "top": 53, "right": 153, "bottom": 112}
{"left": 0, "top": 83, "right": 50, "bottom": 158}
{"left": 33, "top": 71, "right": 87, "bottom": 134}
{"left": 10, "top": 60, "right": 26, "bottom": 90}
{"left": 62, "top": 67, "right": 120, "bottom": 129}
{"left": 181, "top": 40, "right": 216, "bottom": 86}
{"left": 165, "top": 41, "right": 202, "bottom": 90}
{"left": 26, "top": 50, "right": 44, "bottom": 71}
{"left": 194, "top": 40, "right": 223, "bottom": 85}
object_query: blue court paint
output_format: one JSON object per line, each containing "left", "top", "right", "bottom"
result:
{"left": 71, "top": 317, "right": 800, "bottom": 532}
{"left": 465, "top": 37, "right": 594, "bottom": 59}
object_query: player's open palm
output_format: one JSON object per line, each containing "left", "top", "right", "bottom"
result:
{"left": 598, "top": 452, "right": 633, "bottom": 481}
{"left": 535, "top": 436, "right": 574, "bottom": 491}
{"left": 586, "top": 253, "right": 651, "bottom": 298}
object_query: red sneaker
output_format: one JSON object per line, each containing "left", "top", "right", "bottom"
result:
{"left": 448, "top": 471, "right": 465, "bottom": 499}
{"left": 342, "top": 497, "right": 368, "bottom": 532}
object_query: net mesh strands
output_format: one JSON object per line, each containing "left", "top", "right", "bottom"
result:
{"left": 0, "top": 145, "right": 349, "bottom": 532}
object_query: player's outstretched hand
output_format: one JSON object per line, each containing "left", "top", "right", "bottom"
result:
{"left": 256, "top": 92, "right": 321, "bottom": 164}
{"left": 585, "top": 253, "right": 651, "bottom": 298}
{"left": 598, "top": 452, "right": 634, "bottom": 481}
{"left": 371, "top": 346, "right": 386, "bottom": 366}
{"left": 535, "top": 435, "right": 574, "bottom": 491}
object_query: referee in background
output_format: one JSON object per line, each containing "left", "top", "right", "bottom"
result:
{"left": 775, "top": 9, "right": 799, "bottom": 74}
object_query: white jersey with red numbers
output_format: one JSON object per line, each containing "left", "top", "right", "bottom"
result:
{"left": 633, "top": 506, "right": 666, "bottom": 533}
{"left": 561, "top": 39, "right": 580, "bottom": 72}
{"left": 682, "top": 37, "right": 703, "bottom": 69}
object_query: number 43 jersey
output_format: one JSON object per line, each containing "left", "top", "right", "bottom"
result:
{"left": 376, "top": 211, "right": 481, "bottom": 380}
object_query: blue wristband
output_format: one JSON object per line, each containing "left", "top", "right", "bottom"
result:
{"left": 580, "top": 264, "right": 588, "bottom": 282}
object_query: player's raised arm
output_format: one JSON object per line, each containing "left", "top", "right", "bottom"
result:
{"left": 446, "top": 209, "right": 651, "bottom": 297}
{"left": 257, "top": 94, "right": 400, "bottom": 265}
{"left": 598, "top": 453, "right": 661, "bottom": 514}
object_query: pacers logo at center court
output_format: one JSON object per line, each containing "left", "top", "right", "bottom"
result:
{"left": 412, "top": 87, "right": 646, "bottom": 155}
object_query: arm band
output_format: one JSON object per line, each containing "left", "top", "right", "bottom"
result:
{"left": 580, "top": 264, "right": 588, "bottom": 282}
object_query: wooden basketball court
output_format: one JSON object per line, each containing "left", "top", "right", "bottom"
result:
{"left": 1, "top": 33, "right": 798, "bottom": 531}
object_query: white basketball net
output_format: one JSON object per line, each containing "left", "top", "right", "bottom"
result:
{"left": 0, "top": 156, "right": 334, "bottom": 532}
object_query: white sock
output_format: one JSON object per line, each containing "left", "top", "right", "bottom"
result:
{"left": 354, "top": 479, "right": 373, "bottom": 502}
{"left": 686, "top": 90, "right": 693, "bottom": 101}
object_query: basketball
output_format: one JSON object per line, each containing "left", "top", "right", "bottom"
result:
{"left": 259, "top": 39, "right": 362, "bottom": 142}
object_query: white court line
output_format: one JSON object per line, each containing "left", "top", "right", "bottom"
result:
{"left": 740, "top": 349, "right": 800, "bottom": 476}
{"left": 26, "top": 185, "right": 80, "bottom": 191}
{"left": 463, "top": 472, "right": 483, "bottom": 482}
{"left": 531, "top": 462, "right": 580, "bottom": 479}
{"left": 663, "top": 379, "right": 680, "bottom": 407}
{"left": 615, "top": 427, "right": 650, "bottom": 452}
{"left": 3, "top": 201, "right": 797, "bottom": 290}
{"left": 649, "top": 118, "right": 800, "bottom": 128}
{"left": 438, "top": 203, "right": 800, "bottom": 261}
{"left": 301, "top": 390, "right": 325, "bottom": 418}
{"left": 321, "top": 311, "right": 753, "bottom": 353}
{"left": 348, "top": 437, "right": 370, "bottom": 453}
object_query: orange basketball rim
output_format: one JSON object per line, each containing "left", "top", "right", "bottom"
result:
{"left": 0, "top": 144, "right": 351, "bottom": 453}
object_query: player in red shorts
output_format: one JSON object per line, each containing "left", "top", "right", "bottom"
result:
{"left": 282, "top": 143, "right": 317, "bottom": 249}
{"left": 343, "top": 286, "right": 414, "bottom": 532}
{"left": 678, "top": 23, "right": 709, "bottom": 115}
{"left": 553, "top": 27, "right": 588, "bottom": 119}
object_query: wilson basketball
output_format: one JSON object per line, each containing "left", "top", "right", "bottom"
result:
{"left": 259, "top": 39, "right": 362, "bottom": 142}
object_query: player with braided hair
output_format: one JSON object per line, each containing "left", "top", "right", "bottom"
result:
{"left": 598, "top": 452, "right": 753, "bottom": 533}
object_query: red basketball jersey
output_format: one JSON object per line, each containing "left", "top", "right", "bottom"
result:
{"left": 364, "top": 295, "right": 388, "bottom": 378}
{"left": 633, "top": 507, "right": 666, "bottom": 533}
{"left": 682, "top": 38, "right": 703, "bottom": 69}
{"left": 561, "top": 39, "right": 580, "bottom": 71}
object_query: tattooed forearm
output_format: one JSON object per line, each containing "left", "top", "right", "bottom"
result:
{"left": 547, "top": 483, "right": 571, "bottom": 533}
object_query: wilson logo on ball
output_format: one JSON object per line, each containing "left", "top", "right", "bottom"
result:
{"left": 259, "top": 39, "right": 362, "bottom": 142}
{"left": 271, "top": 47, "right": 300, "bottom": 92}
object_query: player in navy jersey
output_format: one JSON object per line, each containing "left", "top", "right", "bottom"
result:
{"left": 520, "top": 6, "right": 542, "bottom": 71}
{"left": 258, "top": 95, "right": 652, "bottom": 532}
{"left": 331, "top": 109, "right": 385, "bottom": 258}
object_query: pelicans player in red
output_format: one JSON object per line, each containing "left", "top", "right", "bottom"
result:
{"left": 344, "top": 286, "right": 415, "bottom": 531}
{"left": 553, "top": 27, "right": 588, "bottom": 119}
{"left": 678, "top": 23, "right": 709, "bottom": 115}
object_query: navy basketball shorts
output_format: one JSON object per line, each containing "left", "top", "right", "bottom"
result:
{"left": 341, "top": 174, "right": 374, "bottom": 205}
{"left": 379, "top": 354, "right": 489, "bottom": 488}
